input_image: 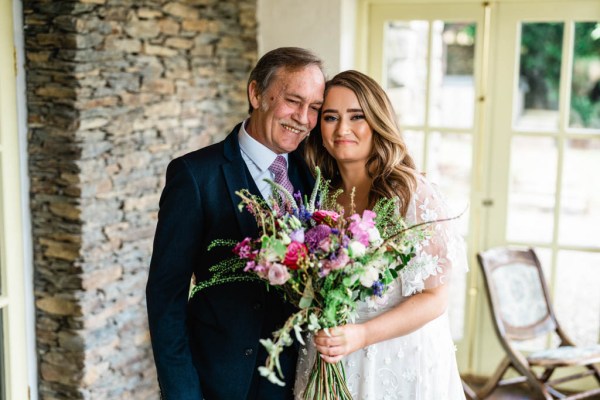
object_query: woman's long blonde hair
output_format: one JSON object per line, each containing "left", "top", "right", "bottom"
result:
{"left": 305, "top": 70, "right": 417, "bottom": 216}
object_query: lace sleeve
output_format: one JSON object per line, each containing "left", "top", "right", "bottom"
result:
{"left": 399, "top": 176, "right": 468, "bottom": 296}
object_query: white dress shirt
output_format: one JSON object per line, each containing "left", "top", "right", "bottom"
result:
{"left": 238, "top": 119, "right": 289, "bottom": 200}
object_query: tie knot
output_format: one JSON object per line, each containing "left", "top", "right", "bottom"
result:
{"left": 269, "top": 155, "right": 288, "bottom": 175}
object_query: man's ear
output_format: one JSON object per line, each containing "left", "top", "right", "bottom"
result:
{"left": 248, "top": 80, "right": 261, "bottom": 110}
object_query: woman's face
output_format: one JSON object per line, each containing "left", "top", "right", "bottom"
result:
{"left": 320, "top": 85, "right": 374, "bottom": 166}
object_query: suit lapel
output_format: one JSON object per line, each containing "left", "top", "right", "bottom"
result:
{"left": 222, "top": 127, "right": 315, "bottom": 237}
{"left": 222, "top": 126, "right": 261, "bottom": 239}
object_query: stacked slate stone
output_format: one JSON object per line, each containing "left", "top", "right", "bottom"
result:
{"left": 23, "top": 0, "right": 257, "bottom": 398}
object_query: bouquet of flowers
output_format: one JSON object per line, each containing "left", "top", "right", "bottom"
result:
{"left": 191, "top": 168, "right": 440, "bottom": 399}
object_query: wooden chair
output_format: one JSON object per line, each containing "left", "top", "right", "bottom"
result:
{"left": 462, "top": 379, "right": 479, "bottom": 399}
{"left": 477, "top": 247, "right": 600, "bottom": 399}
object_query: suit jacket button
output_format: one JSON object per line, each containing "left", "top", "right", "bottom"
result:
{"left": 253, "top": 302, "right": 262, "bottom": 310}
{"left": 244, "top": 348, "right": 254, "bottom": 356}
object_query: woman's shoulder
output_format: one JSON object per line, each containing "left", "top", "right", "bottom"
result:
{"left": 412, "top": 174, "right": 446, "bottom": 204}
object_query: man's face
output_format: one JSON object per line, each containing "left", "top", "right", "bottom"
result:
{"left": 247, "top": 65, "right": 325, "bottom": 154}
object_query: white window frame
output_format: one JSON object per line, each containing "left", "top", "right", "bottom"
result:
{"left": 0, "top": 0, "right": 31, "bottom": 398}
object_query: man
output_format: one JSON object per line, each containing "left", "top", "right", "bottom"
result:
{"left": 146, "top": 47, "right": 326, "bottom": 400}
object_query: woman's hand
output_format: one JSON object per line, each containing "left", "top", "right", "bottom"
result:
{"left": 313, "top": 324, "right": 367, "bottom": 364}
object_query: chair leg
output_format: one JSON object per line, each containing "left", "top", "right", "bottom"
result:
{"left": 462, "top": 379, "right": 478, "bottom": 400}
{"left": 539, "top": 367, "right": 555, "bottom": 383}
{"left": 587, "top": 363, "right": 600, "bottom": 384}
{"left": 517, "top": 366, "right": 555, "bottom": 400}
{"left": 477, "top": 356, "right": 511, "bottom": 399}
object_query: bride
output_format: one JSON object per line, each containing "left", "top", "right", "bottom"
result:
{"left": 295, "top": 70, "right": 467, "bottom": 400}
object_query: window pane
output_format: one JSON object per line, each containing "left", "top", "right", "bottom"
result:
{"left": 385, "top": 21, "right": 429, "bottom": 126}
{"left": 569, "top": 22, "right": 600, "bottom": 130}
{"left": 402, "top": 130, "right": 425, "bottom": 172}
{"left": 506, "top": 136, "right": 557, "bottom": 243}
{"left": 555, "top": 250, "right": 600, "bottom": 346}
{"left": 533, "top": 247, "right": 553, "bottom": 282}
{"left": 426, "top": 132, "right": 472, "bottom": 236}
{"left": 515, "top": 23, "right": 564, "bottom": 131}
{"left": 559, "top": 138, "right": 600, "bottom": 247}
{"left": 429, "top": 21, "right": 476, "bottom": 128}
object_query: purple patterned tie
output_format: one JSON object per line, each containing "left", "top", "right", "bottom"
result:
{"left": 269, "top": 155, "right": 295, "bottom": 195}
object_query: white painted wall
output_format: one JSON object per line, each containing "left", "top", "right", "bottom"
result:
{"left": 257, "top": 0, "right": 356, "bottom": 77}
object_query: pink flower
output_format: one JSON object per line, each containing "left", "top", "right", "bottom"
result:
{"left": 243, "top": 260, "right": 256, "bottom": 272}
{"left": 320, "top": 251, "right": 350, "bottom": 276}
{"left": 312, "top": 210, "right": 340, "bottom": 226}
{"left": 233, "top": 237, "right": 253, "bottom": 259}
{"left": 267, "top": 263, "right": 290, "bottom": 285}
{"left": 348, "top": 210, "right": 376, "bottom": 246}
{"left": 329, "top": 251, "right": 350, "bottom": 271}
{"left": 283, "top": 242, "right": 308, "bottom": 270}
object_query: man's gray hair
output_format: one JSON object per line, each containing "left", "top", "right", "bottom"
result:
{"left": 247, "top": 47, "right": 325, "bottom": 114}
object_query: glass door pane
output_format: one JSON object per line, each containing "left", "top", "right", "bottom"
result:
{"left": 559, "top": 138, "right": 600, "bottom": 247}
{"left": 515, "top": 23, "right": 564, "bottom": 131}
{"left": 506, "top": 136, "right": 558, "bottom": 243}
{"left": 555, "top": 250, "right": 600, "bottom": 346}
{"left": 429, "top": 22, "right": 476, "bottom": 129}
{"left": 570, "top": 22, "right": 600, "bottom": 130}
{"left": 385, "top": 21, "right": 429, "bottom": 127}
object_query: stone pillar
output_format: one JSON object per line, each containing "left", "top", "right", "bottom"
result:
{"left": 23, "top": 1, "right": 257, "bottom": 398}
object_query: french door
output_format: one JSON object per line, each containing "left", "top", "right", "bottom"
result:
{"left": 482, "top": 0, "right": 600, "bottom": 376}
{"left": 364, "top": 0, "right": 600, "bottom": 377}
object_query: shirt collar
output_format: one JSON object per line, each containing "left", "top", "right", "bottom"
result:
{"left": 239, "top": 118, "right": 289, "bottom": 171}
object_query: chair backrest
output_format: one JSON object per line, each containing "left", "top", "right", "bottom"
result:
{"left": 477, "top": 247, "right": 558, "bottom": 341}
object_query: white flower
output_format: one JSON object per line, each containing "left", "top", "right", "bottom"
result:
{"left": 359, "top": 265, "right": 379, "bottom": 288}
{"left": 368, "top": 227, "right": 383, "bottom": 246}
{"left": 279, "top": 232, "right": 291, "bottom": 245}
{"left": 348, "top": 240, "right": 366, "bottom": 258}
{"left": 366, "top": 292, "right": 389, "bottom": 310}
{"left": 288, "top": 215, "right": 302, "bottom": 229}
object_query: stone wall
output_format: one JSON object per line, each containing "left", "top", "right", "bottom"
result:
{"left": 23, "top": 1, "right": 257, "bottom": 398}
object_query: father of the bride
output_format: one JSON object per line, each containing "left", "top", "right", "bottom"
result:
{"left": 146, "top": 47, "right": 326, "bottom": 399}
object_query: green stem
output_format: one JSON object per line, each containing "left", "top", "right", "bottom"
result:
{"left": 302, "top": 356, "right": 352, "bottom": 400}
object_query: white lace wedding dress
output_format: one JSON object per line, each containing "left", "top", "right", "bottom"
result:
{"left": 294, "top": 176, "right": 468, "bottom": 400}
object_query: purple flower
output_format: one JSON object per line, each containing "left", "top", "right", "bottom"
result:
{"left": 295, "top": 205, "right": 312, "bottom": 223}
{"left": 289, "top": 229, "right": 305, "bottom": 243}
{"left": 372, "top": 281, "right": 384, "bottom": 297}
{"left": 305, "top": 224, "right": 332, "bottom": 252}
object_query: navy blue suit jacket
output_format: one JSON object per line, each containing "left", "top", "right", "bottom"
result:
{"left": 146, "top": 124, "right": 315, "bottom": 400}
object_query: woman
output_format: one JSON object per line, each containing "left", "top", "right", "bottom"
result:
{"left": 295, "top": 70, "right": 467, "bottom": 399}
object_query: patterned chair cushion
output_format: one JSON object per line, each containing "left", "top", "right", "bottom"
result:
{"left": 528, "top": 344, "right": 600, "bottom": 366}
